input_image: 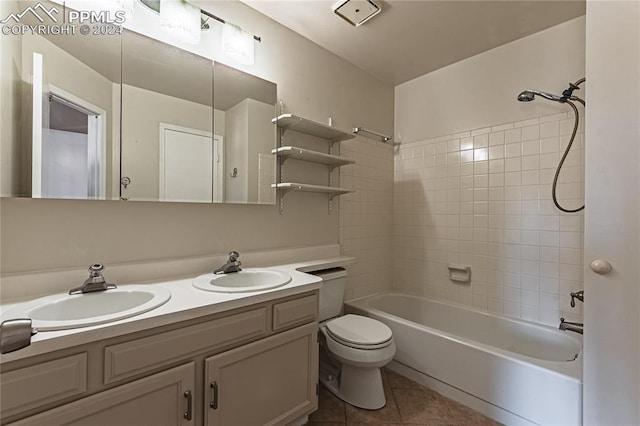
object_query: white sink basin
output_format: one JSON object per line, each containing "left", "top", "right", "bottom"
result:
{"left": 193, "top": 269, "right": 292, "bottom": 293}
{"left": 4, "top": 286, "right": 171, "bottom": 331}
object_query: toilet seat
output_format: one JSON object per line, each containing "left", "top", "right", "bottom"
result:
{"left": 325, "top": 314, "right": 393, "bottom": 350}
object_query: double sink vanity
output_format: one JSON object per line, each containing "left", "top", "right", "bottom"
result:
{"left": 0, "top": 248, "right": 354, "bottom": 425}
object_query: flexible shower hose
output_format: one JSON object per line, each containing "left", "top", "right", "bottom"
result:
{"left": 552, "top": 99, "right": 584, "bottom": 213}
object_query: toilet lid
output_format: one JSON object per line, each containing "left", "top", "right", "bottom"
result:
{"left": 326, "top": 314, "right": 392, "bottom": 346}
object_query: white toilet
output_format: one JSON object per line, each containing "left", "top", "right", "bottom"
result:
{"left": 312, "top": 267, "right": 395, "bottom": 410}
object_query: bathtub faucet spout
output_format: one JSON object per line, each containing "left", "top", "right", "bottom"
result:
{"left": 559, "top": 318, "right": 583, "bottom": 335}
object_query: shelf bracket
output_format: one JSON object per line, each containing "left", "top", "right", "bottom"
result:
{"left": 278, "top": 192, "right": 285, "bottom": 215}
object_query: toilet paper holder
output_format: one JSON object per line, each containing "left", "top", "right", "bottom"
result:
{"left": 448, "top": 264, "right": 471, "bottom": 283}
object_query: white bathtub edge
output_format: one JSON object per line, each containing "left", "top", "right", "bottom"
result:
{"left": 346, "top": 292, "right": 582, "bottom": 425}
{"left": 387, "top": 361, "right": 536, "bottom": 426}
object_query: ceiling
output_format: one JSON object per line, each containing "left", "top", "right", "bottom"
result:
{"left": 242, "top": 0, "right": 585, "bottom": 86}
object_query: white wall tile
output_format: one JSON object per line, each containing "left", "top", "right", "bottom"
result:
{"left": 522, "top": 125, "right": 540, "bottom": 141}
{"left": 514, "top": 117, "right": 540, "bottom": 128}
{"left": 392, "top": 113, "right": 584, "bottom": 325}
{"left": 489, "top": 146, "right": 504, "bottom": 160}
{"left": 540, "top": 121, "right": 560, "bottom": 138}
{"left": 491, "top": 123, "right": 514, "bottom": 132}
{"left": 505, "top": 143, "right": 522, "bottom": 158}
{"left": 504, "top": 128, "right": 522, "bottom": 144}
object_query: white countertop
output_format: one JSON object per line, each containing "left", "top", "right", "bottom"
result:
{"left": 0, "top": 256, "right": 355, "bottom": 364}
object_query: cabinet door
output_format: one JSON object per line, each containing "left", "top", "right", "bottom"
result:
{"left": 205, "top": 323, "right": 318, "bottom": 426}
{"left": 10, "top": 363, "right": 195, "bottom": 426}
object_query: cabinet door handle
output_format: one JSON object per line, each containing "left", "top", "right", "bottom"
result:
{"left": 210, "top": 381, "right": 219, "bottom": 409}
{"left": 183, "top": 390, "right": 193, "bottom": 421}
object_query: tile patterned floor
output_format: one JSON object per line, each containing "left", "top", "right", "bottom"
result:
{"left": 309, "top": 368, "right": 502, "bottom": 426}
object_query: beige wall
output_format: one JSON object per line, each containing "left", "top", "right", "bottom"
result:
{"left": 0, "top": 0, "right": 393, "bottom": 275}
{"left": 395, "top": 17, "right": 586, "bottom": 143}
{"left": 222, "top": 98, "right": 276, "bottom": 204}
{"left": 0, "top": 0, "right": 22, "bottom": 197}
{"left": 583, "top": 1, "right": 640, "bottom": 423}
{"left": 224, "top": 100, "right": 249, "bottom": 203}
{"left": 121, "top": 84, "right": 213, "bottom": 201}
{"left": 339, "top": 138, "right": 394, "bottom": 300}
{"left": 247, "top": 99, "right": 276, "bottom": 203}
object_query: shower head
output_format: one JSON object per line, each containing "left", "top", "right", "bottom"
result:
{"left": 517, "top": 91, "right": 535, "bottom": 102}
{"left": 517, "top": 89, "right": 564, "bottom": 103}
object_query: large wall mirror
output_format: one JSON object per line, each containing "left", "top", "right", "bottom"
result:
{"left": 120, "top": 31, "right": 277, "bottom": 205}
{"left": 1, "top": 0, "right": 277, "bottom": 205}
{"left": 120, "top": 30, "right": 214, "bottom": 203}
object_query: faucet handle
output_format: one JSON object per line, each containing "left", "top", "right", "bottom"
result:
{"left": 570, "top": 290, "right": 584, "bottom": 307}
{"left": 228, "top": 251, "right": 240, "bottom": 262}
{"left": 89, "top": 263, "right": 105, "bottom": 276}
{"left": 70, "top": 263, "right": 115, "bottom": 294}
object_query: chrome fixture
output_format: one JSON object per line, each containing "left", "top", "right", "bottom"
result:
{"left": 214, "top": 251, "right": 242, "bottom": 274}
{"left": 0, "top": 319, "right": 38, "bottom": 354}
{"left": 517, "top": 90, "right": 564, "bottom": 103}
{"left": 69, "top": 264, "right": 117, "bottom": 295}
{"left": 352, "top": 127, "right": 394, "bottom": 144}
{"left": 570, "top": 290, "right": 584, "bottom": 308}
{"left": 121, "top": 176, "right": 131, "bottom": 189}
{"left": 517, "top": 78, "right": 586, "bottom": 213}
{"left": 559, "top": 318, "right": 583, "bottom": 335}
{"left": 333, "top": 0, "right": 382, "bottom": 27}
{"left": 200, "top": 9, "right": 261, "bottom": 42}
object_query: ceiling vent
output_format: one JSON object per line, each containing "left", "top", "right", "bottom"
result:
{"left": 333, "top": 0, "right": 382, "bottom": 27}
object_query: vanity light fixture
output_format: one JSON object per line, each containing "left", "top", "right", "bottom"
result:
{"left": 137, "top": 0, "right": 160, "bottom": 13}
{"left": 159, "top": 0, "right": 201, "bottom": 45}
{"left": 333, "top": 0, "right": 382, "bottom": 27}
{"left": 222, "top": 22, "right": 255, "bottom": 66}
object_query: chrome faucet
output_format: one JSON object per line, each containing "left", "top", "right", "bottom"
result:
{"left": 559, "top": 318, "right": 583, "bottom": 335}
{"left": 214, "top": 251, "right": 242, "bottom": 274}
{"left": 570, "top": 290, "right": 584, "bottom": 307}
{"left": 69, "top": 264, "right": 117, "bottom": 295}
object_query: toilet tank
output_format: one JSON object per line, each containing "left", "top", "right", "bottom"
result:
{"left": 308, "top": 267, "right": 347, "bottom": 322}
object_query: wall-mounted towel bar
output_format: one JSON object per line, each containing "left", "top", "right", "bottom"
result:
{"left": 352, "top": 127, "right": 396, "bottom": 144}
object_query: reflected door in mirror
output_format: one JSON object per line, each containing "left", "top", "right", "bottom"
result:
{"left": 159, "top": 125, "right": 223, "bottom": 203}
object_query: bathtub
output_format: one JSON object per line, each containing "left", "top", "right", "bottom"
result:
{"left": 345, "top": 293, "right": 582, "bottom": 426}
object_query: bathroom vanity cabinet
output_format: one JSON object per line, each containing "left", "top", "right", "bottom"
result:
{"left": 0, "top": 291, "right": 319, "bottom": 426}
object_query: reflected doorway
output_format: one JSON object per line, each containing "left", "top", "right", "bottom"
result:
{"left": 159, "top": 123, "right": 224, "bottom": 203}
{"left": 31, "top": 51, "right": 106, "bottom": 200}
{"left": 42, "top": 94, "right": 104, "bottom": 199}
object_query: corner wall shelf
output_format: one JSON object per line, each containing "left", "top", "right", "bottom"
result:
{"left": 273, "top": 114, "right": 355, "bottom": 142}
{"left": 272, "top": 146, "right": 356, "bottom": 167}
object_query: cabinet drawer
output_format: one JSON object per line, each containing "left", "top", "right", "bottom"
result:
{"left": 104, "top": 307, "right": 267, "bottom": 384}
{"left": 272, "top": 294, "right": 318, "bottom": 332}
{"left": 1, "top": 353, "right": 87, "bottom": 418}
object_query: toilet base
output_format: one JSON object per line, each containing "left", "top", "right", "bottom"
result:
{"left": 320, "top": 363, "right": 386, "bottom": 410}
